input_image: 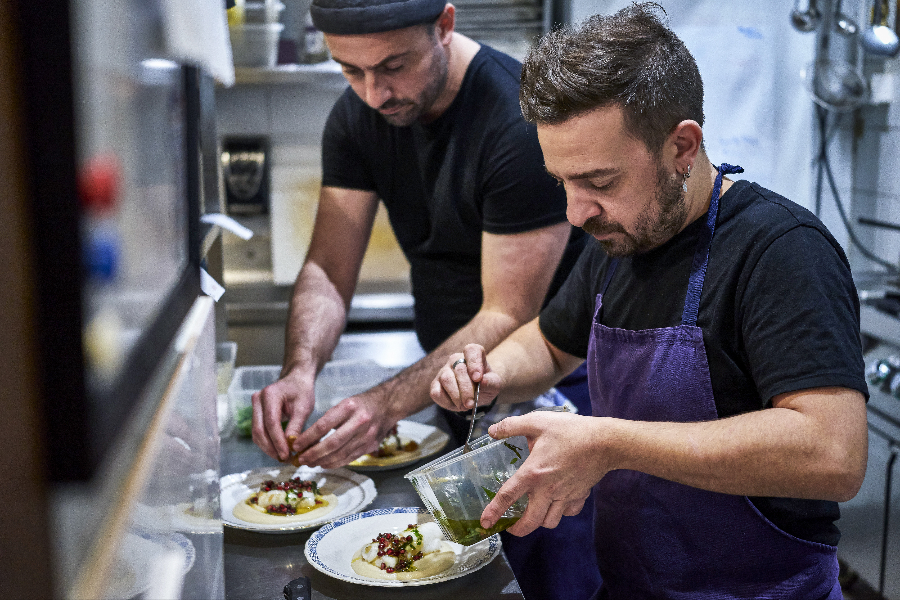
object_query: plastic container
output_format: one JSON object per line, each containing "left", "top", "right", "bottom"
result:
{"left": 314, "top": 359, "right": 400, "bottom": 408}
{"left": 216, "top": 342, "right": 238, "bottom": 394}
{"left": 242, "top": 1, "right": 285, "bottom": 24}
{"left": 227, "top": 360, "right": 401, "bottom": 417}
{"left": 230, "top": 23, "right": 284, "bottom": 68}
{"left": 405, "top": 433, "right": 530, "bottom": 546}
{"left": 216, "top": 341, "right": 238, "bottom": 436}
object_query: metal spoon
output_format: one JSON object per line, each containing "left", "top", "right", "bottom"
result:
{"left": 462, "top": 382, "right": 479, "bottom": 453}
{"left": 861, "top": 0, "right": 900, "bottom": 57}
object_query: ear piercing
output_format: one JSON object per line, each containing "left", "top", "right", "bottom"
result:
{"left": 682, "top": 164, "right": 692, "bottom": 193}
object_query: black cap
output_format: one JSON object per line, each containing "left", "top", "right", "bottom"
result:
{"left": 310, "top": 0, "right": 446, "bottom": 35}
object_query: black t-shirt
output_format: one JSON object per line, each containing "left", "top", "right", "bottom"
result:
{"left": 540, "top": 179, "right": 868, "bottom": 545}
{"left": 321, "top": 45, "right": 586, "bottom": 352}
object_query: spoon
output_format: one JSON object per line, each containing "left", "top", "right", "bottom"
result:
{"left": 462, "top": 382, "right": 479, "bottom": 453}
{"left": 791, "top": 0, "right": 822, "bottom": 32}
{"left": 861, "top": 0, "right": 900, "bottom": 56}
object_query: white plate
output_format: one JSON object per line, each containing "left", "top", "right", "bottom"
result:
{"left": 221, "top": 465, "right": 376, "bottom": 533}
{"left": 305, "top": 507, "right": 501, "bottom": 587}
{"left": 133, "top": 501, "right": 222, "bottom": 535}
{"left": 106, "top": 530, "right": 195, "bottom": 599}
{"left": 348, "top": 421, "right": 450, "bottom": 471}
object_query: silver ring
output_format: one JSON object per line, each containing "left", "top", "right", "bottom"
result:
{"left": 451, "top": 358, "right": 466, "bottom": 369}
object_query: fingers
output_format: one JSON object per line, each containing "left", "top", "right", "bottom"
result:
{"left": 480, "top": 471, "right": 528, "bottom": 529}
{"left": 541, "top": 501, "right": 567, "bottom": 529}
{"left": 289, "top": 401, "right": 354, "bottom": 459}
{"left": 290, "top": 397, "right": 386, "bottom": 468}
{"left": 430, "top": 352, "right": 478, "bottom": 411}
{"left": 487, "top": 414, "right": 529, "bottom": 441}
{"left": 251, "top": 388, "right": 290, "bottom": 461}
{"left": 283, "top": 402, "right": 312, "bottom": 448}
{"left": 462, "top": 343, "right": 488, "bottom": 381}
{"left": 487, "top": 407, "right": 556, "bottom": 441}
{"left": 562, "top": 497, "right": 587, "bottom": 517}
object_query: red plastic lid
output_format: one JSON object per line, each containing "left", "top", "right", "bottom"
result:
{"left": 78, "top": 154, "right": 121, "bottom": 213}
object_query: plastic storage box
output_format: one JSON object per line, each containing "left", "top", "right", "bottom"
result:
{"left": 229, "top": 23, "right": 284, "bottom": 68}
{"left": 228, "top": 359, "right": 401, "bottom": 417}
{"left": 242, "top": 1, "right": 284, "bottom": 24}
{"left": 405, "top": 433, "right": 531, "bottom": 546}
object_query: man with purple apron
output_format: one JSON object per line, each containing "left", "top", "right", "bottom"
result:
{"left": 429, "top": 4, "right": 869, "bottom": 598}
{"left": 588, "top": 165, "right": 843, "bottom": 599}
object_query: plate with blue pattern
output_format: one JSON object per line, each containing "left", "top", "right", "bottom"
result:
{"left": 304, "top": 507, "right": 502, "bottom": 586}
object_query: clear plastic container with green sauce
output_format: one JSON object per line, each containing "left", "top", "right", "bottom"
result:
{"left": 404, "top": 433, "right": 530, "bottom": 546}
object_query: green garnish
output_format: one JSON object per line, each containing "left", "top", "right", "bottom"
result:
{"left": 503, "top": 441, "right": 523, "bottom": 464}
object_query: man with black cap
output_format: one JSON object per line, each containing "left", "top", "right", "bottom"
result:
{"left": 250, "top": 1, "right": 597, "bottom": 597}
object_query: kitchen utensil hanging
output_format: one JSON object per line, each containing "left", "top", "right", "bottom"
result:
{"left": 834, "top": 0, "right": 859, "bottom": 36}
{"left": 861, "top": 0, "right": 900, "bottom": 56}
{"left": 792, "top": 0, "right": 823, "bottom": 31}
{"left": 804, "top": 0, "right": 868, "bottom": 112}
{"left": 806, "top": 58, "right": 869, "bottom": 111}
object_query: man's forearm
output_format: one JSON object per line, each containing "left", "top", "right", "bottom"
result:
{"left": 482, "top": 320, "right": 582, "bottom": 404}
{"left": 282, "top": 261, "right": 350, "bottom": 379}
{"left": 597, "top": 387, "right": 867, "bottom": 501}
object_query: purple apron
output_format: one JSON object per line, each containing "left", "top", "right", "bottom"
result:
{"left": 587, "top": 164, "right": 842, "bottom": 600}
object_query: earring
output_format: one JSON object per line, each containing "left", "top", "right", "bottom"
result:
{"left": 682, "top": 164, "right": 692, "bottom": 193}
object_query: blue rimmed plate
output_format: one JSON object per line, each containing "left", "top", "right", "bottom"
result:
{"left": 304, "top": 507, "right": 501, "bottom": 587}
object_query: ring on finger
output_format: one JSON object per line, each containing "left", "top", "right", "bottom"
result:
{"left": 451, "top": 358, "right": 466, "bottom": 369}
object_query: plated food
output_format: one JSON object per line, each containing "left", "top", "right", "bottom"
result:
{"left": 369, "top": 424, "right": 420, "bottom": 457}
{"left": 232, "top": 476, "right": 338, "bottom": 525}
{"left": 348, "top": 421, "right": 450, "bottom": 471}
{"left": 221, "top": 465, "right": 376, "bottom": 533}
{"left": 350, "top": 521, "right": 456, "bottom": 581}
{"left": 305, "top": 507, "right": 502, "bottom": 587}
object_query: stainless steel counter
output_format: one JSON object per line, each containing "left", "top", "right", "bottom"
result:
{"left": 220, "top": 331, "right": 524, "bottom": 600}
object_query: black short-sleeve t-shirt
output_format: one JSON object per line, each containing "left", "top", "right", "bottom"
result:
{"left": 539, "top": 179, "right": 868, "bottom": 545}
{"left": 321, "top": 45, "right": 586, "bottom": 352}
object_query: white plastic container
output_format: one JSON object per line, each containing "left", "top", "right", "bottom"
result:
{"left": 242, "top": 1, "right": 285, "bottom": 24}
{"left": 230, "top": 23, "right": 284, "bottom": 68}
{"left": 227, "top": 360, "right": 401, "bottom": 420}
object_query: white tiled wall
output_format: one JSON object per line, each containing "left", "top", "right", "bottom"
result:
{"left": 848, "top": 58, "right": 900, "bottom": 276}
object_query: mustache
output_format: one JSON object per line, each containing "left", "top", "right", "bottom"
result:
{"left": 378, "top": 99, "right": 409, "bottom": 111}
{"left": 582, "top": 215, "right": 626, "bottom": 237}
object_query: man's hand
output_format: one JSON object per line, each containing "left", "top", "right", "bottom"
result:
{"left": 251, "top": 371, "right": 316, "bottom": 462}
{"left": 480, "top": 411, "right": 610, "bottom": 536}
{"left": 430, "top": 343, "right": 504, "bottom": 412}
{"left": 286, "top": 387, "right": 400, "bottom": 469}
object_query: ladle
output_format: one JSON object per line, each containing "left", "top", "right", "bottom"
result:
{"left": 791, "top": 0, "right": 822, "bottom": 32}
{"left": 861, "top": 0, "right": 900, "bottom": 57}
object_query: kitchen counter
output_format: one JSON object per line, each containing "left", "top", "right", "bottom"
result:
{"left": 220, "top": 331, "right": 525, "bottom": 600}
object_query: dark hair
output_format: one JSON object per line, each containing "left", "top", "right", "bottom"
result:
{"left": 520, "top": 2, "right": 704, "bottom": 155}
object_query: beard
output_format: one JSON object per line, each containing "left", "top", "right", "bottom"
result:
{"left": 377, "top": 43, "right": 449, "bottom": 127}
{"left": 582, "top": 161, "right": 688, "bottom": 258}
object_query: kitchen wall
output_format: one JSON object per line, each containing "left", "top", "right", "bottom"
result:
{"left": 219, "top": 0, "right": 900, "bottom": 284}
{"left": 216, "top": 72, "right": 413, "bottom": 289}
{"left": 852, "top": 59, "right": 900, "bottom": 277}
{"left": 572, "top": 0, "right": 900, "bottom": 277}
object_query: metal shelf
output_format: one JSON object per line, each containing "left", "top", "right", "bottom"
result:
{"left": 233, "top": 60, "right": 345, "bottom": 87}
